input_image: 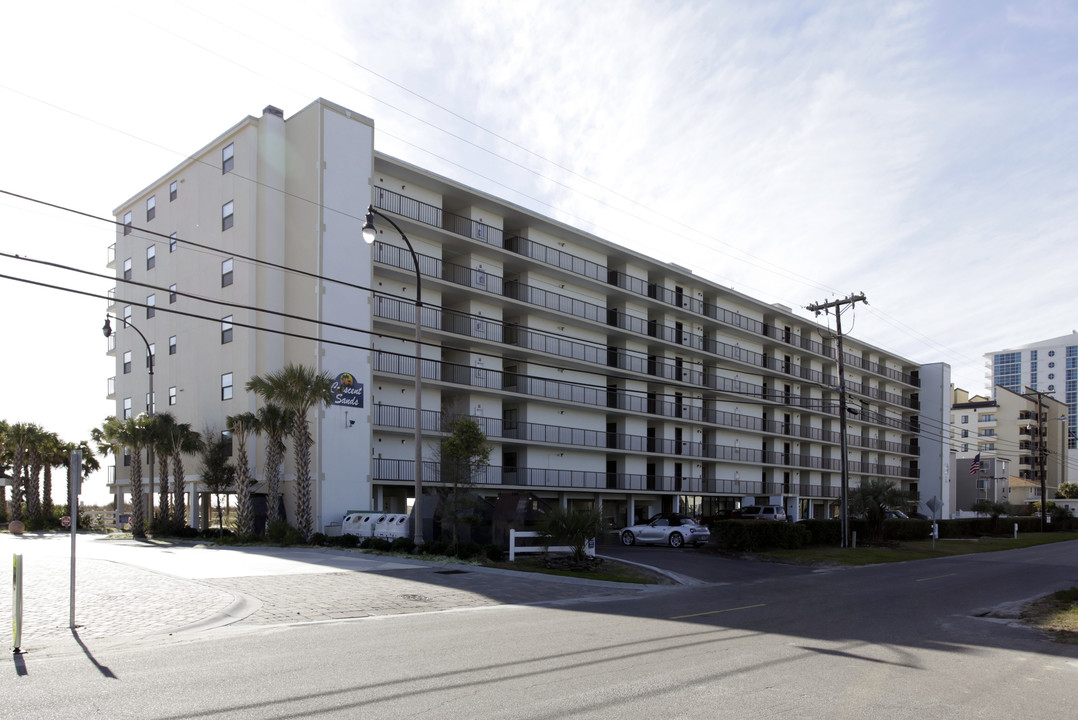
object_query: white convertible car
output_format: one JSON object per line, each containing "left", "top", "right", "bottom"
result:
{"left": 619, "top": 515, "right": 711, "bottom": 548}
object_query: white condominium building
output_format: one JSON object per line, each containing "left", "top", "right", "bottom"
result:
{"left": 106, "top": 99, "right": 951, "bottom": 532}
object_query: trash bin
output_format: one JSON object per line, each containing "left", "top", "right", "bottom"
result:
{"left": 383, "top": 513, "right": 411, "bottom": 540}
{"left": 342, "top": 512, "right": 377, "bottom": 537}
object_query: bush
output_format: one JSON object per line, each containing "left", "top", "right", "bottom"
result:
{"left": 265, "top": 520, "right": 302, "bottom": 546}
{"left": 797, "top": 520, "right": 841, "bottom": 546}
{"left": 333, "top": 533, "right": 361, "bottom": 548}
{"left": 390, "top": 536, "right": 416, "bottom": 553}
{"left": 418, "top": 540, "right": 449, "bottom": 556}
{"left": 710, "top": 520, "right": 810, "bottom": 552}
{"left": 452, "top": 541, "right": 482, "bottom": 560}
{"left": 482, "top": 544, "right": 505, "bottom": 562}
{"left": 364, "top": 537, "right": 393, "bottom": 552}
{"left": 310, "top": 532, "right": 328, "bottom": 546}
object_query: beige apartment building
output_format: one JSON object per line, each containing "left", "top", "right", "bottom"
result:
{"left": 106, "top": 99, "right": 951, "bottom": 533}
{"left": 952, "top": 386, "right": 1069, "bottom": 509}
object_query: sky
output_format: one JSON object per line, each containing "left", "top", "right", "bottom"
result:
{"left": 2, "top": 0, "right": 1077, "bottom": 503}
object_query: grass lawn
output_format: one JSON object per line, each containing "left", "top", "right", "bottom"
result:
{"left": 1022, "top": 587, "right": 1078, "bottom": 643}
{"left": 760, "top": 531, "right": 1078, "bottom": 566}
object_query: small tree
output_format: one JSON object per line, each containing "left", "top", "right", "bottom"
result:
{"left": 850, "top": 478, "right": 911, "bottom": 544}
{"left": 537, "top": 506, "right": 604, "bottom": 564}
{"left": 199, "top": 428, "right": 235, "bottom": 536}
{"left": 436, "top": 416, "right": 491, "bottom": 547}
{"left": 1058, "top": 482, "right": 1078, "bottom": 499}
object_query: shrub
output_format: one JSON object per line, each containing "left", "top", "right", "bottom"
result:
{"left": 310, "top": 532, "right": 328, "bottom": 546}
{"left": 332, "top": 533, "right": 361, "bottom": 548}
{"left": 482, "top": 544, "right": 505, "bottom": 562}
{"left": 797, "top": 519, "right": 841, "bottom": 546}
{"left": 710, "top": 520, "right": 809, "bottom": 552}
{"left": 266, "top": 520, "right": 294, "bottom": 543}
{"left": 452, "top": 541, "right": 482, "bottom": 560}
{"left": 418, "top": 540, "right": 449, "bottom": 556}
{"left": 365, "top": 537, "right": 393, "bottom": 552}
{"left": 390, "top": 537, "right": 415, "bottom": 553}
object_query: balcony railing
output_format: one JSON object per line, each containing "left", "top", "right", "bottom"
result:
{"left": 374, "top": 188, "right": 921, "bottom": 388}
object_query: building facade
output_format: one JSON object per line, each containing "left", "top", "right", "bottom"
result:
{"left": 951, "top": 386, "right": 1068, "bottom": 509}
{"left": 106, "top": 99, "right": 950, "bottom": 533}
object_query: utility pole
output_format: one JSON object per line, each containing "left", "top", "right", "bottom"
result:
{"left": 807, "top": 293, "right": 867, "bottom": 548}
{"left": 1025, "top": 387, "right": 1051, "bottom": 531}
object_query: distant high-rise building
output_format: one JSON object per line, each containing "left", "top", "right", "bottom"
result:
{"left": 986, "top": 333, "right": 1078, "bottom": 450}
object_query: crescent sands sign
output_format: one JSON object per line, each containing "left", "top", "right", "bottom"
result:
{"left": 331, "top": 372, "right": 363, "bottom": 408}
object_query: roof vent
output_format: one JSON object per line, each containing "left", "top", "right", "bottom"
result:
{"left": 264, "top": 105, "right": 284, "bottom": 119}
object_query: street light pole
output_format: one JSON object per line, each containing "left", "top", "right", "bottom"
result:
{"left": 103, "top": 315, "right": 154, "bottom": 523}
{"left": 363, "top": 205, "right": 424, "bottom": 545}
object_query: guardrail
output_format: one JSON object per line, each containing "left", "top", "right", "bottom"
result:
{"left": 508, "top": 529, "right": 595, "bottom": 561}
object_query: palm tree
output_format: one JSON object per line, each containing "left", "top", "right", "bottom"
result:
{"left": 64, "top": 440, "right": 100, "bottom": 514}
{"left": 149, "top": 413, "right": 180, "bottom": 525}
{"left": 246, "top": 363, "right": 334, "bottom": 541}
{"left": 24, "top": 424, "right": 47, "bottom": 525}
{"left": 168, "top": 422, "right": 203, "bottom": 529}
{"left": 97, "top": 415, "right": 153, "bottom": 537}
{"left": 0, "top": 419, "right": 10, "bottom": 521}
{"left": 255, "top": 403, "right": 291, "bottom": 527}
{"left": 41, "top": 431, "right": 65, "bottom": 519}
{"left": 850, "top": 478, "right": 911, "bottom": 544}
{"left": 226, "top": 411, "right": 258, "bottom": 538}
{"left": 2, "top": 421, "right": 33, "bottom": 522}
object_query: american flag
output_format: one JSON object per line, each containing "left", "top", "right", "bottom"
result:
{"left": 970, "top": 453, "right": 981, "bottom": 475}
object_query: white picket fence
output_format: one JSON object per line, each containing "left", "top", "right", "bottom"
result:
{"left": 508, "top": 529, "right": 596, "bottom": 561}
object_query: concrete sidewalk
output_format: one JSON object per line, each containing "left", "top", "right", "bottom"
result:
{"left": 1, "top": 533, "right": 662, "bottom": 654}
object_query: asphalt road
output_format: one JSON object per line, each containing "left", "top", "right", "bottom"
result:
{"left": 8, "top": 537, "right": 1078, "bottom": 719}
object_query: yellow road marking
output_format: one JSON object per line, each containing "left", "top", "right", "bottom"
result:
{"left": 671, "top": 603, "right": 766, "bottom": 620}
{"left": 915, "top": 573, "right": 957, "bottom": 582}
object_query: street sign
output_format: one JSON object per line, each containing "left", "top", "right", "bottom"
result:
{"left": 61, "top": 516, "right": 71, "bottom": 528}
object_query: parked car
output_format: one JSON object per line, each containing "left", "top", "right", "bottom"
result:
{"left": 735, "top": 505, "right": 787, "bottom": 521}
{"left": 884, "top": 509, "right": 910, "bottom": 519}
{"left": 620, "top": 515, "right": 710, "bottom": 547}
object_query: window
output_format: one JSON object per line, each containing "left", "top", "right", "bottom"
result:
{"left": 123, "top": 304, "right": 132, "bottom": 323}
{"left": 123, "top": 397, "right": 132, "bottom": 420}
{"left": 146, "top": 294, "right": 155, "bottom": 318}
{"left": 961, "top": 429, "right": 968, "bottom": 438}
{"left": 222, "top": 143, "right": 234, "bottom": 173}
{"left": 980, "top": 428, "right": 995, "bottom": 437}
{"left": 221, "top": 315, "right": 233, "bottom": 344}
{"left": 169, "top": 284, "right": 177, "bottom": 303}
{"left": 123, "top": 257, "right": 132, "bottom": 281}
{"left": 221, "top": 430, "right": 233, "bottom": 456}
{"left": 169, "top": 335, "right": 176, "bottom": 355}
{"left": 979, "top": 414, "right": 996, "bottom": 423}
{"left": 146, "top": 391, "right": 155, "bottom": 413}
{"left": 169, "top": 386, "right": 177, "bottom": 405}
{"left": 961, "top": 415, "right": 968, "bottom": 424}
{"left": 961, "top": 443, "right": 968, "bottom": 452}
{"left": 146, "top": 244, "right": 156, "bottom": 269}
{"left": 123, "top": 211, "right": 132, "bottom": 235}
{"left": 169, "top": 180, "right": 178, "bottom": 201}
{"left": 221, "top": 372, "right": 233, "bottom": 400}
{"left": 221, "top": 257, "right": 233, "bottom": 287}
{"left": 122, "top": 351, "right": 132, "bottom": 374}
{"left": 123, "top": 450, "right": 130, "bottom": 467}
{"left": 169, "top": 232, "right": 177, "bottom": 253}
{"left": 222, "top": 200, "right": 234, "bottom": 231}
{"left": 146, "top": 195, "right": 156, "bottom": 221}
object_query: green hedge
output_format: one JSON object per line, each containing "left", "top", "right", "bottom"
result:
{"left": 710, "top": 520, "right": 810, "bottom": 552}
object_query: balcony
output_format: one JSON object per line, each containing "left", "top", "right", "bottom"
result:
{"left": 107, "top": 243, "right": 116, "bottom": 268}
{"left": 373, "top": 188, "right": 920, "bottom": 388}
{"left": 107, "top": 376, "right": 115, "bottom": 398}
